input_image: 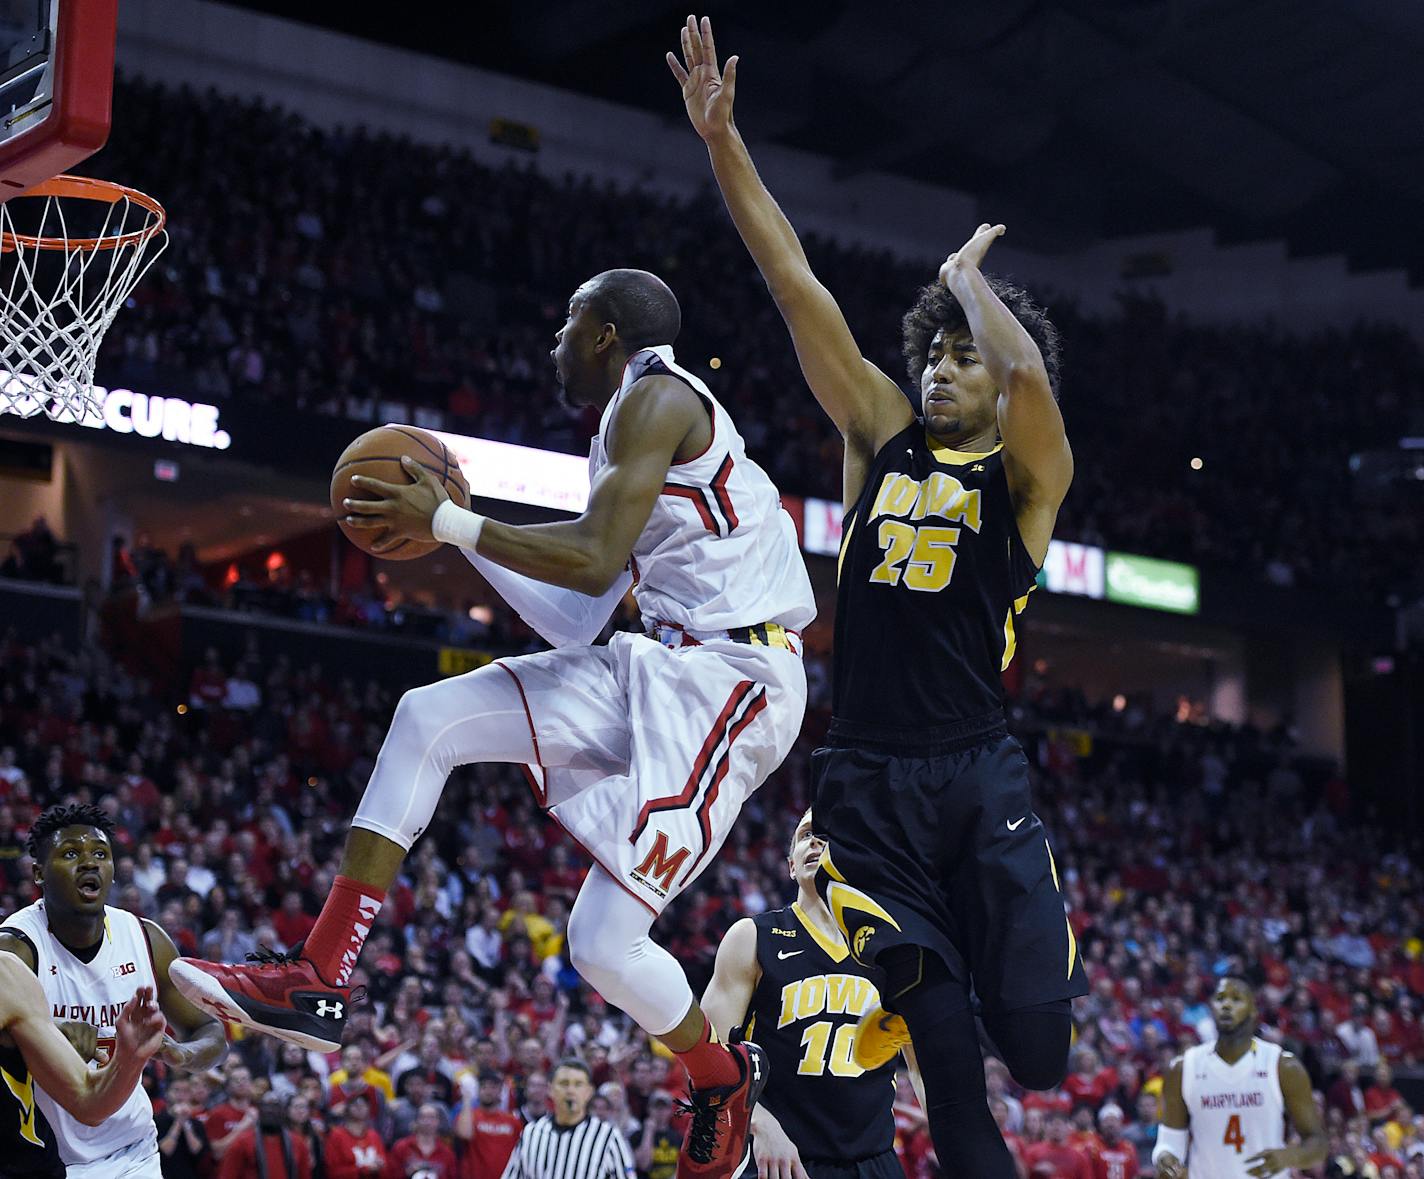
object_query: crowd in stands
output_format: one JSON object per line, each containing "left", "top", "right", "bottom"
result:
{"left": 1, "top": 626, "right": 1422, "bottom": 1177}
{"left": 60, "top": 76, "right": 1420, "bottom": 605}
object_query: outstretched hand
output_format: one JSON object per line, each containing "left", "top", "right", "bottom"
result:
{"left": 114, "top": 986, "right": 166, "bottom": 1062}
{"left": 667, "top": 15, "right": 738, "bottom": 142}
{"left": 342, "top": 454, "right": 451, "bottom": 549}
{"left": 939, "top": 223, "right": 1006, "bottom": 287}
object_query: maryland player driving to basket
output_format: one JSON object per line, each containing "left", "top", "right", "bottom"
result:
{"left": 672, "top": 17, "right": 1086, "bottom": 1176}
{"left": 173, "top": 268, "right": 815, "bottom": 1179}
{"left": 702, "top": 812, "right": 912, "bottom": 1179}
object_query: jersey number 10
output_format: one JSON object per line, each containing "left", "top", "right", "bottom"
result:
{"left": 797, "top": 1021, "right": 864, "bottom": 1078}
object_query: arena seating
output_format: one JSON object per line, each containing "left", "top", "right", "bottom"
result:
{"left": 2, "top": 626, "right": 1420, "bottom": 1175}
{"left": 66, "top": 77, "right": 1423, "bottom": 605}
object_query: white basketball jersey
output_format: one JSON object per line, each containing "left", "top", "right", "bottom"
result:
{"left": 4, "top": 900, "right": 159, "bottom": 1165}
{"left": 1181, "top": 1039, "right": 1285, "bottom": 1177}
{"left": 591, "top": 346, "right": 815, "bottom": 635}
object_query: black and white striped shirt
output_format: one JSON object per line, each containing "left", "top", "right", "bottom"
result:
{"left": 500, "top": 1115, "right": 636, "bottom": 1179}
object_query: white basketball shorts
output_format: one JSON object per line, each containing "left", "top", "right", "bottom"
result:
{"left": 497, "top": 629, "right": 806, "bottom": 914}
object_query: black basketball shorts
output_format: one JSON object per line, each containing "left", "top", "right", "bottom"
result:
{"left": 811, "top": 729, "right": 1087, "bottom": 1013}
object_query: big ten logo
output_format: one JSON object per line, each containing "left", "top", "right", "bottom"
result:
{"left": 866, "top": 472, "right": 982, "bottom": 592}
{"left": 111, "top": 961, "right": 137, "bottom": 978}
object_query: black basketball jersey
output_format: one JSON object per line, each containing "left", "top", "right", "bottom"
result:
{"left": 742, "top": 905, "right": 894, "bottom": 1162}
{"left": 0, "top": 934, "right": 64, "bottom": 1178}
{"left": 829, "top": 424, "right": 1039, "bottom": 748}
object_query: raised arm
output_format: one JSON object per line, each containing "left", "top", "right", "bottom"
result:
{"left": 938, "top": 224, "right": 1072, "bottom": 562}
{"left": 0, "top": 955, "right": 164, "bottom": 1126}
{"left": 1244, "top": 1054, "right": 1327, "bottom": 1178}
{"left": 669, "top": 16, "right": 911, "bottom": 458}
{"left": 341, "top": 375, "right": 705, "bottom": 595}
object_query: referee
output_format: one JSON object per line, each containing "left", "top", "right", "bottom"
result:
{"left": 501, "top": 1060, "right": 636, "bottom": 1179}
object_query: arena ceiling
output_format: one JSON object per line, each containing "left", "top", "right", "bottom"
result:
{"left": 222, "top": 0, "right": 1424, "bottom": 280}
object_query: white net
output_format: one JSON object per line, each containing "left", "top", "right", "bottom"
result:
{"left": 0, "top": 176, "right": 167, "bottom": 422}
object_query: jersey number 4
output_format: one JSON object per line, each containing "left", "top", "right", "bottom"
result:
{"left": 797, "top": 1021, "right": 863, "bottom": 1078}
{"left": 869, "top": 522, "right": 960, "bottom": 592}
{"left": 1223, "top": 1114, "right": 1245, "bottom": 1153}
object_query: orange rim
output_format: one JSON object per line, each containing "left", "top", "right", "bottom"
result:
{"left": 0, "top": 174, "right": 166, "bottom": 252}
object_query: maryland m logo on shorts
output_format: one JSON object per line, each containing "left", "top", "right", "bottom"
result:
{"left": 630, "top": 832, "right": 693, "bottom": 899}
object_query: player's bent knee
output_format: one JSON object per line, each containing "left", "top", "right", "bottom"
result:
{"left": 985, "top": 1003, "right": 1072, "bottom": 1091}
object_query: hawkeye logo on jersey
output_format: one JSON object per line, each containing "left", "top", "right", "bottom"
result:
{"left": 866, "top": 472, "right": 982, "bottom": 592}
{"left": 777, "top": 974, "right": 880, "bottom": 1029}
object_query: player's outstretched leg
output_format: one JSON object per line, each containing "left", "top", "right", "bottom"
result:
{"left": 171, "top": 666, "right": 540, "bottom": 1051}
{"left": 875, "top": 946, "right": 1022, "bottom": 1179}
{"left": 566, "top": 867, "right": 768, "bottom": 1179}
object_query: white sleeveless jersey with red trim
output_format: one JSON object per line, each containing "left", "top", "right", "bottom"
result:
{"left": 1181, "top": 1039, "right": 1286, "bottom": 1177}
{"left": 3, "top": 901, "right": 159, "bottom": 1165}
{"left": 591, "top": 346, "right": 815, "bottom": 634}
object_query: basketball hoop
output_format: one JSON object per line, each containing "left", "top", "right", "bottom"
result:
{"left": 0, "top": 174, "right": 167, "bottom": 422}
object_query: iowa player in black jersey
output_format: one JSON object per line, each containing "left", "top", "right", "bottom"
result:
{"left": 673, "top": 17, "right": 1084, "bottom": 1177}
{"left": 701, "top": 812, "right": 912, "bottom": 1179}
{"left": 0, "top": 952, "right": 166, "bottom": 1176}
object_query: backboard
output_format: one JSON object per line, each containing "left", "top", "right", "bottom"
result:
{"left": 0, "top": 0, "right": 117, "bottom": 196}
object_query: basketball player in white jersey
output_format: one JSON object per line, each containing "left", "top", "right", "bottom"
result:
{"left": 0, "top": 804, "right": 229, "bottom": 1178}
{"left": 173, "top": 269, "right": 815, "bottom": 1179}
{"left": 1154, "top": 977, "right": 1325, "bottom": 1179}
{"left": 0, "top": 955, "right": 166, "bottom": 1178}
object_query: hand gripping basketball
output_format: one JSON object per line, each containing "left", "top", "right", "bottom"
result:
{"left": 342, "top": 455, "right": 451, "bottom": 550}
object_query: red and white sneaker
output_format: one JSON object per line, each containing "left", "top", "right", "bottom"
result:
{"left": 675, "top": 1042, "right": 769, "bottom": 1179}
{"left": 170, "top": 943, "right": 361, "bottom": 1053}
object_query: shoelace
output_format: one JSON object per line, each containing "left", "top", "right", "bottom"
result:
{"left": 242, "top": 942, "right": 368, "bottom": 1006}
{"left": 674, "top": 1095, "right": 724, "bottom": 1165}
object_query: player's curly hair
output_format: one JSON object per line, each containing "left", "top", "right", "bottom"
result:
{"left": 900, "top": 275, "right": 1063, "bottom": 399}
{"left": 26, "top": 803, "right": 115, "bottom": 861}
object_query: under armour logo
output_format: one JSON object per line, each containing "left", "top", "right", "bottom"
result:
{"left": 316, "top": 999, "right": 344, "bottom": 1019}
{"left": 49, "top": 965, "right": 56, "bottom": 975}
{"left": 751, "top": 1054, "right": 762, "bottom": 1082}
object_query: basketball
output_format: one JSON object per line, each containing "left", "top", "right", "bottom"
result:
{"left": 330, "top": 425, "right": 471, "bottom": 560}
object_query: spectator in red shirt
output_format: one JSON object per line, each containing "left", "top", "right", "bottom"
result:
{"left": 1327, "top": 1060, "right": 1367, "bottom": 1118}
{"left": 206, "top": 1064, "right": 258, "bottom": 1165}
{"left": 1024, "top": 1115, "right": 1093, "bottom": 1179}
{"left": 274, "top": 889, "right": 317, "bottom": 948}
{"left": 1063, "top": 1047, "right": 1118, "bottom": 1110}
{"left": 455, "top": 1072, "right": 524, "bottom": 1179}
{"left": 1364, "top": 1061, "right": 1407, "bottom": 1126}
{"left": 1023, "top": 1085, "right": 1074, "bottom": 1119}
{"left": 325, "top": 1101, "right": 388, "bottom": 1179}
{"left": 387, "top": 1103, "right": 458, "bottom": 1178}
{"left": 1088, "top": 1105, "right": 1138, "bottom": 1179}
{"left": 188, "top": 647, "right": 229, "bottom": 709}
{"left": 219, "top": 1092, "right": 313, "bottom": 1179}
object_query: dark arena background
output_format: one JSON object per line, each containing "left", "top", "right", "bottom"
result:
{"left": 1, "top": 2, "right": 1422, "bottom": 1176}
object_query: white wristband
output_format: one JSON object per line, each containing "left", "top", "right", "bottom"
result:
{"left": 432, "top": 500, "right": 486, "bottom": 551}
{"left": 1151, "top": 1125, "right": 1189, "bottom": 1165}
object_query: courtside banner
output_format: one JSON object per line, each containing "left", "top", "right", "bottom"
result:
{"left": 1105, "top": 552, "right": 1200, "bottom": 614}
{"left": 432, "top": 431, "right": 590, "bottom": 513}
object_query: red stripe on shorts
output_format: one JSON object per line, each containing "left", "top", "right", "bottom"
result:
{"left": 681, "top": 688, "right": 768, "bottom": 885}
{"left": 629, "top": 679, "right": 754, "bottom": 842}
{"left": 496, "top": 662, "right": 543, "bottom": 767}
